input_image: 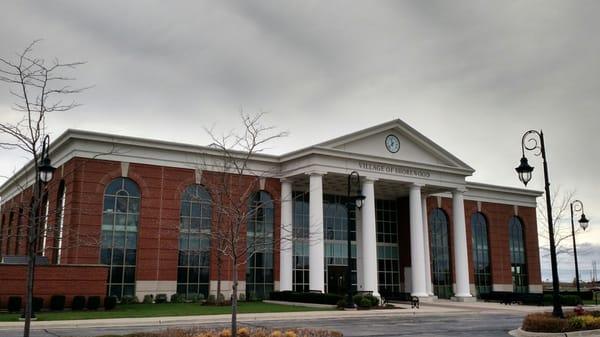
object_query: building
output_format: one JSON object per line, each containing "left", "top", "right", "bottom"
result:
{"left": 0, "top": 119, "right": 542, "bottom": 305}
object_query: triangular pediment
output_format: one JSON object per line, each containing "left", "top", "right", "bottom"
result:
{"left": 316, "top": 119, "right": 474, "bottom": 171}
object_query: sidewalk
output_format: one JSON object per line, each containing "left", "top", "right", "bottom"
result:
{"left": 0, "top": 305, "right": 468, "bottom": 331}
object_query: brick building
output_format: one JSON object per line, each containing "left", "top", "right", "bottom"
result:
{"left": 0, "top": 119, "right": 542, "bottom": 303}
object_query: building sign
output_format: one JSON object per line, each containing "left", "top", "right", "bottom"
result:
{"left": 358, "top": 161, "right": 431, "bottom": 178}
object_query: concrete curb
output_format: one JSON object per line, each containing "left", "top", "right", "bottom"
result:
{"left": 509, "top": 327, "right": 600, "bottom": 337}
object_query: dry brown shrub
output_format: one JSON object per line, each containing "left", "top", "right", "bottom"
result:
{"left": 522, "top": 313, "right": 570, "bottom": 333}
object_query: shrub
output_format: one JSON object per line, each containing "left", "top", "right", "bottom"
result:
{"left": 568, "top": 315, "right": 600, "bottom": 331}
{"left": 522, "top": 313, "right": 569, "bottom": 333}
{"left": 72, "top": 296, "right": 86, "bottom": 310}
{"left": 103, "top": 296, "right": 117, "bottom": 310}
{"left": 7, "top": 296, "right": 21, "bottom": 313}
{"left": 189, "top": 293, "right": 205, "bottom": 303}
{"left": 542, "top": 294, "right": 582, "bottom": 306}
{"left": 364, "top": 294, "right": 379, "bottom": 307}
{"left": 143, "top": 294, "right": 154, "bottom": 304}
{"left": 358, "top": 297, "right": 372, "bottom": 309}
{"left": 217, "top": 293, "right": 226, "bottom": 304}
{"left": 87, "top": 296, "right": 101, "bottom": 310}
{"left": 171, "top": 293, "right": 185, "bottom": 303}
{"left": 269, "top": 291, "right": 342, "bottom": 305}
{"left": 155, "top": 294, "right": 168, "bottom": 304}
{"left": 336, "top": 298, "right": 347, "bottom": 309}
{"left": 50, "top": 295, "right": 66, "bottom": 311}
{"left": 248, "top": 292, "right": 258, "bottom": 302}
{"left": 238, "top": 293, "right": 246, "bottom": 302}
{"left": 121, "top": 295, "right": 139, "bottom": 304}
{"left": 206, "top": 294, "right": 217, "bottom": 305}
{"left": 33, "top": 297, "right": 44, "bottom": 312}
{"left": 219, "top": 328, "right": 232, "bottom": 337}
{"left": 237, "top": 327, "right": 250, "bottom": 337}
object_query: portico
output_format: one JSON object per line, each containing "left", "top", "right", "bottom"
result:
{"left": 277, "top": 120, "right": 476, "bottom": 301}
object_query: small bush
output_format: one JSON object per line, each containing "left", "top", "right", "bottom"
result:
{"left": 238, "top": 293, "right": 246, "bottom": 302}
{"left": 542, "top": 294, "right": 583, "bottom": 306}
{"left": 248, "top": 292, "right": 258, "bottom": 302}
{"left": 155, "top": 294, "right": 168, "bottom": 304}
{"left": 120, "top": 295, "right": 139, "bottom": 304}
{"left": 87, "top": 296, "right": 101, "bottom": 310}
{"left": 143, "top": 294, "right": 154, "bottom": 304}
{"left": 237, "top": 327, "right": 250, "bottom": 337}
{"left": 189, "top": 293, "right": 205, "bottom": 303}
{"left": 72, "top": 296, "right": 86, "bottom": 311}
{"left": 522, "top": 313, "right": 569, "bottom": 333}
{"left": 171, "top": 293, "right": 185, "bottom": 303}
{"left": 336, "top": 298, "right": 347, "bottom": 309}
{"left": 217, "top": 293, "right": 226, "bottom": 304}
{"left": 7, "top": 296, "right": 21, "bottom": 313}
{"left": 358, "top": 297, "right": 372, "bottom": 309}
{"left": 568, "top": 315, "right": 600, "bottom": 331}
{"left": 206, "top": 294, "right": 217, "bottom": 305}
{"left": 33, "top": 297, "right": 44, "bottom": 312}
{"left": 50, "top": 295, "right": 66, "bottom": 311}
{"left": 103, "top": 296, "right": 117, "bottom": 310}
{"left": 364, "top": 294, "right": 379, "bottom": 307}
{"left": 269, "top": 291, "right": 342, "bottom": 305}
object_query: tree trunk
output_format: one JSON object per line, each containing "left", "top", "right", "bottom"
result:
{"left": 24, "top": 183, "right": 41, "bottom": 337}
{"left": 216, "top": 253, "right": 222, "bottom": 306}
{"left": 231, "top": 261, "right": 238, "bottom": 337}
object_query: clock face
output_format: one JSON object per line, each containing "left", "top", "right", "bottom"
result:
{"left": 385, "top": 134, "right": 400, "bottom": 153}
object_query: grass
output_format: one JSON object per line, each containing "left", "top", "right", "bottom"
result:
{"left": 0, "top": 302, "right": 331, "bottom": 322}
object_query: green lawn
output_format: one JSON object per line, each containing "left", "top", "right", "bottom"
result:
{"left": 0, "top": 302, "right": 330, "bottom": 322}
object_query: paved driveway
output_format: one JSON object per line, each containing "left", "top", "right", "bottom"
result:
{"left": 0, "top": 312, "right": 523, "bottom": 337}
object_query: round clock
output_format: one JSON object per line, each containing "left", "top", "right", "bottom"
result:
{"left": 385, "top": 134, "right": 400, "bottom": 153}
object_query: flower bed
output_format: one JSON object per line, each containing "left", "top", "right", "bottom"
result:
{"left": 522, "top": 310, "right": 600, "bottom": 333}
{"left": 98, "top": 327, "right": 343, "bottom": 337}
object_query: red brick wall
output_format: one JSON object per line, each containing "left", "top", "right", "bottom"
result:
{"left": 0, "top": 264, "right": 108, "bottom": 308}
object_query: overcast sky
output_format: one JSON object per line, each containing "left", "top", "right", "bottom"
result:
{"left": 1, "top": 1, "right": 598, "bottom": 281}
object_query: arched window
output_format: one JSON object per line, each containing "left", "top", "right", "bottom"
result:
{"left": 53, "top": 180, "right": 66, "bottom": 264}
{"left": 471, "top": 212, "right": 491, "bottom": 296}
{"left": 100, "top": 178, "right": 140, "bottom": 299}
{"left": 509, "top": 216, "right": 528, "bottom": 293}
{"left": 246, "top": 191, "right": 274, "bottom": 299}
{"left": 429, "top": 208, "right": 452, "bottom": 299}
{"left": 177, "top": 184, "right": 211, "bottom": 298}
{"left": 0, "top": 213, "right": 4, "bottom": 256}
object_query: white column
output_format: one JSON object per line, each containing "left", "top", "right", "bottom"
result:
{"left": 409, "top": 184, "right": 428, "bottom": 297}
{"left": 361, "top": 178, "right": 379, "bottom": 297}
{"left": 355, "top": 209, "right": 364, "bottom": 290}
{"left": 422, "top": 195, "right": 433, "bottom": 296}
{"left": 308, "top": 173, "right": 325, "bottom": 293}
{"left": 452, "top": 189, "right": 472, "bottom": 299}
{"left": 280, "top": 179, "right": 293, "bottom": 291}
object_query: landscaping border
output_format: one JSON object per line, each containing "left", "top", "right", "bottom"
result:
{"left": 510, "top": 327, "right": 600, "bottom": 337}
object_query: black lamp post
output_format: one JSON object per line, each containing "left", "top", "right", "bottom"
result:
{"left": 515, "top": 130, "right": 563, "bottom": 318}
{"left": 570, "top": 200, "right": 590, "bottom": 295}
{"left": 346, "top": 171, "right": 365, "bottom": 309}
{"left": 22, "top": 135, "right": 55, "bottom": 329}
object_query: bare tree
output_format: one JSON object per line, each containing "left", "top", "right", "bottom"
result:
{"left": 537, "top": 187, "right": 581, "bottom": 257}
{"left": 0, "top": 40, "right": 88, "bottom": 337}
{"left": 203, "top": 112, "right": 288, "bottom": 337}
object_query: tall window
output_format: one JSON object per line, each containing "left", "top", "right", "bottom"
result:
{"left": 509, "top": 216, "right": 528, "bottom": 293}
{"left": 429, "top": 208, "right": 452, "bottom": 299}
{"left": 53, "top": 181, "right": 66, "bottom": 264}
{"left": 7, "top": 211, "right": 14, "bottom": 255}
{"left": 100, "top": 178, "right": 140, "bottom": 298}
{"left": 16, "top": 208, "right": 23, "bottom": 255}
{"left": 292, "top": 192, "right": 309, "bottom": 292}
{"left": 376, "top": 199, "right": 400, "bottom": 295}
{"left": 177, "top": 184, "right": 211, "bottom": 298}
{"left": 471, "top": 212, "right": 491, "bottom": 296}
{"left": 0, "top": 214, "right": 4, "bottom": 256}
{"left": 246, "top": 191, "right": 274, "bottom": 299}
